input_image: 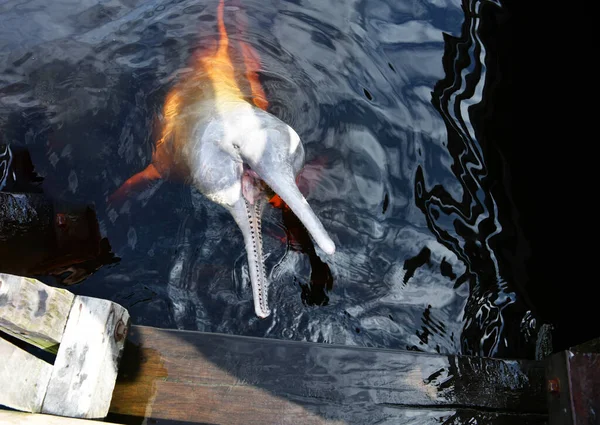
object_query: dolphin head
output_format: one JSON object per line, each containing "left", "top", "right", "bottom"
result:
{"left": 189, "top": 103, "right": 335, "bottom": 318}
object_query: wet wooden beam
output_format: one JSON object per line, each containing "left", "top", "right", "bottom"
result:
{"left": 108, "top": 325, "right": 548, "bottom": 425}
{"left": 109, "top": 409, "right": 547, "bottom": 425}
{"left": 546, "top": 338, "right": 600, "bottom": 425}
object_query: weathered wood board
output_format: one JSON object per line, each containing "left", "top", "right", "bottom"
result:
{"left": 546, "top": 344, "right": 599, "bottom": 425}
{"left": 0, "top": 273, "right": 130, "bottom": 418}
{"left": 0, "top": 411, "right": 123, "bottom": 425}
{"left": 108, "top": 325, "right": 548, "bottom": 425}
{"left": 41, "top": 296, "right": 130, "bottom": 419}
{"left": 108, "top": 408, "right": 547, "bottom": 425}
{"left": 0, "top": 273, "right": 74, "bottom": 353}
{"left": 0, "top": 337, "right": 53, "bottom": 413}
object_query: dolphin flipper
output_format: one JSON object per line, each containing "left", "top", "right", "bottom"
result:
{"left": 108, "top": 163, "right": 162, "bottom": 205}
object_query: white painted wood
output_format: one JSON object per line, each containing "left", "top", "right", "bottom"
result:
{"left": 0, "top": 411, "right": 123, "bottom": 424}
{"left": 0, "top": 273, "right": 75, "bottom": 353}
{"left": 41, "top": 295, "right": 130, "bottom": 419}
{"left": 0, "top": 338, "right": 53, "bottom": 413}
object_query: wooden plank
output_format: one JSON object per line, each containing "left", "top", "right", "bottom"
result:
{"left": 569, "top": 352, "right": 599, "bottom": 425}
{"left": 0, "top": 337, "right": 53, "bottom": 412}
{"left": 546, "top": 342, "right": 600, "bottom": 425}
{"left": 41, "top": 296, "right": 130, "bottom": 419}
{"left": 0, "top": 273, "right": 74, "bottom": 353}
{"left": 108, "top": 326, "right": 547, "bottom": 425}
{"left": 0, "top": 411, "right": 123, "bottom": 424}
{"left": 108, "top": 408, "right": 547, "bottom": 425}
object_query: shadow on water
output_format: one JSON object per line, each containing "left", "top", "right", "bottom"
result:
{"left": 1, "top": 143, "right": 119, "bottom": 284}
{"left": 0, "top": 0, "right": 552, "bottom": 377}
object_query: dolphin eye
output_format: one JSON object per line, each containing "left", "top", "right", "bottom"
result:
{"left": 233, "top": 143, "right": 239, "bottom": 149}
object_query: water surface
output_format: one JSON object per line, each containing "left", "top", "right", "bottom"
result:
{"left": 0, "top": 0, "right": 536, "bottom": 359}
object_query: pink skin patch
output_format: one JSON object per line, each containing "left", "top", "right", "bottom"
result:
{"left": 242, "top": 168, "right": 263, "bottom": 205}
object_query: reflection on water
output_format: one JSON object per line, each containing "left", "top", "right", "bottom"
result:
{"left": 0, "top": 0, "right": 535, "bottom": 358}
{"left": 419, "top": 0, "right": 531, "bottom": 357}
{"left": 0, "top": 144, "right": 118, "bottom": 284}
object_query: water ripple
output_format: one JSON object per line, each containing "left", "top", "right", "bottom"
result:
{"left": 0, "top": 0, "right": 536, "bottom": 358}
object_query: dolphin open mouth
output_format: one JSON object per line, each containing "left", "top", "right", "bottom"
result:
{"left": 212, "top": 102, "right": 336, "bottom": 319}
{"left": 227, "top": 166, "right": 271, "bottom": 318}
{"left": 243, "top": 195, "right": 270, "bottom": 318}
{"left": 242, "top": 167, "right": 270, "bottom": 318}
{"left": 245, "top": 160, "right": 336, "bottom": 257}
{"left": 229, "top": 160, "right": 336, "bottom": 318}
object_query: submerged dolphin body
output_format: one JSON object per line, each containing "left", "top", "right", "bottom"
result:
{"left": 110, "top": 0, "right": 335, "bottom": 318}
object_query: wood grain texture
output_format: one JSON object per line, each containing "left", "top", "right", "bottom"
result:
{"left": 0, "top": 411, "right": 123, "bottom": 424}
{"left": 0, "top": 337, "right": 53, "bottom": 412}
{"left": 0, "top": 273, "right": 74, "bottom": 353}
{"left": 41, "top": 296, "right": 130, "bottom": 419}
{"left": 107, "top": 409, "right": 548, "bottom": 425}
{"left": 108, "top": 325, "right": 547, "bottom": 425}
{"left": 546, "top": 346, "right": 600, "bottom": 425}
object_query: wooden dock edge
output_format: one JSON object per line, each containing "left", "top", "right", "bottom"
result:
{"left": 0, "top": 411, "right": 122, "bottom": 425}
{"left": 107, "top": 325, "right": 549, "bottom": 425}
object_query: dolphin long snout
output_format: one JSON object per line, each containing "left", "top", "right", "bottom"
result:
{"left": 245, "top": 157, "right": 336, "bottom": 256}
{"left": 229, "top": 192, "right": 271, "bottom": 318}
{"left": 227, "top": 148, "right": 335, "bottom": 319}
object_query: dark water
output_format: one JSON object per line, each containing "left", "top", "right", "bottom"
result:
{"left": 0, "top": 0, "right": 539, "bottom": 358}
